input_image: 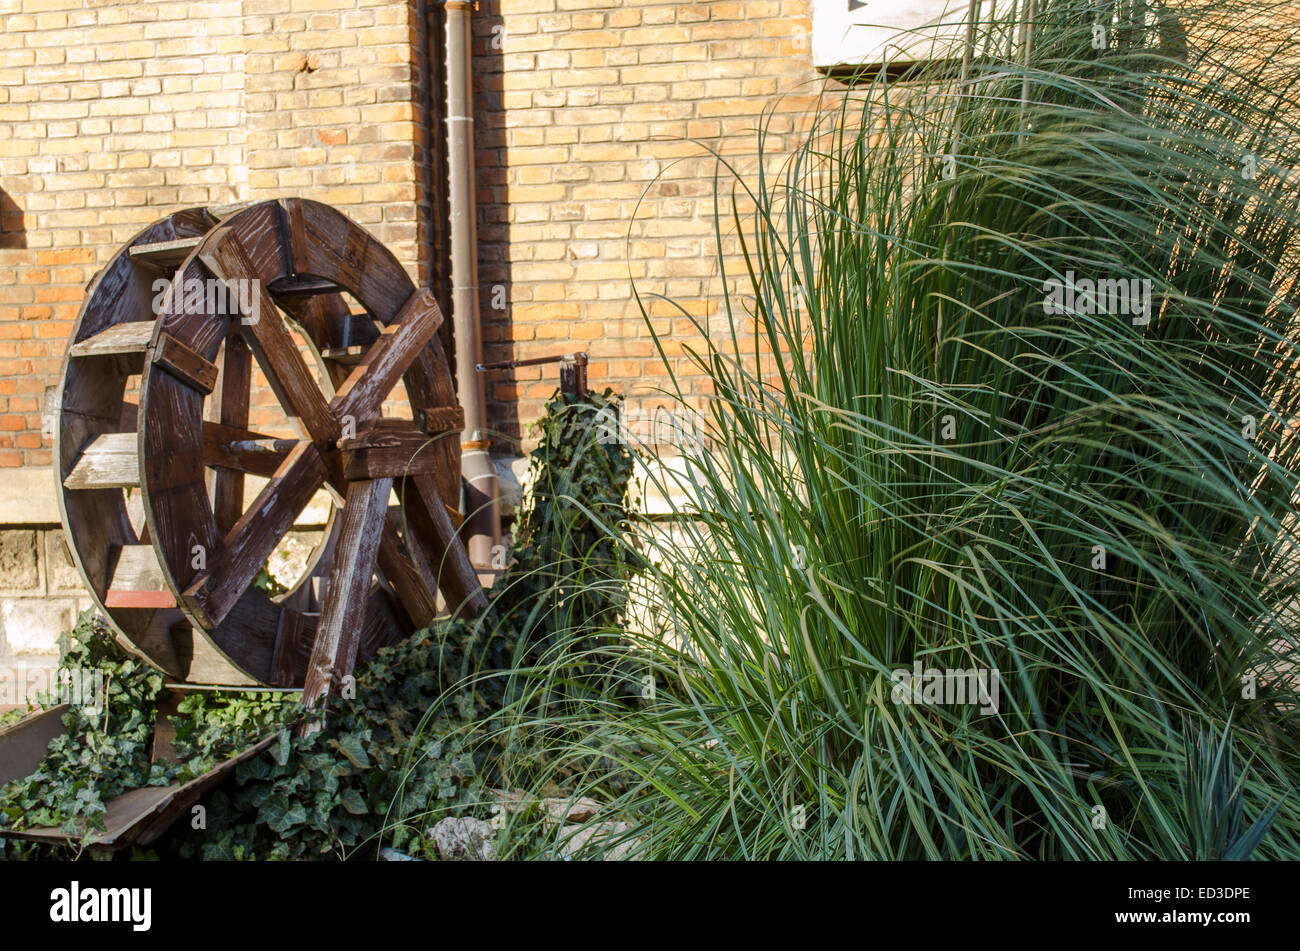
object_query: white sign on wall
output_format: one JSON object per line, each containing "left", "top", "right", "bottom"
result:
{"left": 811, "top": 0, "right": 987, "bottom": 70}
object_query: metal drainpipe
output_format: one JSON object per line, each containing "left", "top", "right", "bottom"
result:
{"left": 443, "top": 0, "right": 499, "bottom": 569}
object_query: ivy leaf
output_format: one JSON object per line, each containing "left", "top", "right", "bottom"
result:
{"left": 340, "top": 788, "right": 367, "bottom": 815}
{"left": 330, "top": 734, "right": 370, "bottom": 770}
{"left": 268, "top": 801, "right": 308, "bottom": 834}
{"left": 271, "top": 729, "right": 291, "bottom": 766}
{"left": 203, "top": 839, "right": 237, "bottom": 861}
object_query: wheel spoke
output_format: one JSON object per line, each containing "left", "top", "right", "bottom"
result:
{"left": 301, "top": 476, "right": 392, "bottom": 727}
{"left": 183, "top": 441, "right": 327, "bottom": 630}
{"left": 401, "top": 473, "right": 488, "bottom": 616}
{"left": 212, "top": 333, "right": 251, "bottom": 534}
{"left": 331, "top": 287, "right": 444, "bottom": 424}
{"left": 199, "top": 227, "right": 338, "bottom": 444}
{"left": 375, "top": 513, "right": 440, "bottom": 629}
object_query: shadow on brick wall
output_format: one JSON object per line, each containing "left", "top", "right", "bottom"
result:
{"left": 0, "top": 187, "right": 25, "bottom": 249}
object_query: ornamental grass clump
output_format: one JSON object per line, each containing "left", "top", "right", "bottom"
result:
{"left": 503, "top": 0, "right": 1300, "bottom": 859}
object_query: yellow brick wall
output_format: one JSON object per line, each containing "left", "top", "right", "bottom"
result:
{"left": 0, "top": 0, "right": 828, "bottom": 463}
{"left": 473, "top": 0, "right": 824, "bottom": 450}
{"left": 0, "top": 0, "right": 430, "bottom": 464}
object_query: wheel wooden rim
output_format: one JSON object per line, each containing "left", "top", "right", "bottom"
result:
{"left": 57, "top": 200, "right": 487, "bottom": 699}
{"left": 56, "top": 208, "right": 213, "bottom": 674}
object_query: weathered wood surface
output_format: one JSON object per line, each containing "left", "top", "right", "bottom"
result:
{"left": 183, "top": 441, "right": 327, "bottom": 630}
{"left": 213, "top": 332, "right": 251, "bottom": 534}
{"left": 199, "top": 229, "right": 338, "bottom": 444}
{"left": 67, "top": 321, "right": 155, "bottom": 358}
{"left": 404, "top": 474, "right": 489, "bottom": 616}
{"left": 320, "top": 345, "right": 366, "bottom": 365}
{"left": 331, "top": 288, "right": 443, "bottom": 424}
{"left": 63, "top": 432, "right": 138, "bottom": 490}
{"left": 341, "top": 423, "right": 444, "bottom": 480}
{"left": 0, "top": 733, "right": 277, "bottom": 849}
{"left": 55, "top": 209, "right": 213, "bottom": 681}
{"left": 201, "top": 423, "right": 291, "bottom": 479}
{"left": 270, "top": 606, "right": 319, "bottom": 686}
{"left": 419, "top": 406, "right": 465, "bottom": 433}
{"left": 301, "top": 477, "right": 392, "bottom": 722}
{"left": 268, "top": 276, "right": 341, "bottom": 297}
{"left": 0, "top": 705, "right": 69, "bottom": 789}
{"left": 375, "top": 523, "right": 440, "bottom": 629}
{"left": 153, "top": 332, "right": 218, "bottom": 393}
{"left": 127, "top": 235, "right": 202, "bottom": 269}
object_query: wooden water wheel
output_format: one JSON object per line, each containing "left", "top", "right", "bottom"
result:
{"left": 54, "top": 198, "right": 488, "bottom": 710}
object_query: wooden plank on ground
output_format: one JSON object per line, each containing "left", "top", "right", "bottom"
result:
{"left": 0, "top": 705, "right": 68, "bottom": 788}
{"left": 0, "top": 734, "right": 277, "bottom": 849}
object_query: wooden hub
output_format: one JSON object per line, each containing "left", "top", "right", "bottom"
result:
{"left": 55, "top": 200, "right": 487, "bottom": 707}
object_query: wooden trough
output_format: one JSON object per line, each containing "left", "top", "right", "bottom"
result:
{"left": 0, "top": 705, "right": 277, "bottom": 852}
{"left": 1, "top": 199, "right": 489, "bottom": 849}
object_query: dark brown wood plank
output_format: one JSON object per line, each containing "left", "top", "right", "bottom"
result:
{"left": 270, "top": 607, "right": 318, "bottom": 686}
{"left": 281, "top": 198, "right": 415, "bottom": 323}
{"left": 63, "top": 431, "right": 138, "bottom": 490}
{"left": 340, "top": 422, "right": 442, "bottom": 480}
{"left": 330, "top": 288, "right": 444, "bottom": 424}
{"left": 344, "top": 447, "right": 442, "bottom": 481}
{"left": 375, "top": 519, "right": 439, "bottom": 629}
{"left": 56, "top": 212, "right": 211, "bottom": 683}
{"left": 320, "top": 345, "right": 366, "bottom": 365}
{"left": 199, "top": 228, "right": 338, "bottom": 444}
{"left": 206, "top": 587, "right": 281, "bottom": 684}
{"left": 133, "top": 359, "right": 222, "bottom": 670}
{"left": 273, "top": 290, "right": 377, "bottom": 373}
{"left": 358, "top": 585, "right": 408, "bottom": 658}
{"left": 183, "top": 441, "right": 327, "bottom": 630}
{"left": 404, "top": 474, "right": 488, "bottom": 616}
{"left": 269, "top": 587, "right": 403, "bottom": 687}
{"left": 153, "top": 332, "right": 219, "bottom": 394}
{"left": 213, "top": 333, "right": 252, "bottom": 534}
{"left": 300, "top": 477, "right": 392, "bottom": 724}
{"left": 417, "top": 405, "right": 465, "bottom": 433}
{"left": 160, "top": 203, "right": 288, "bottom": 360}
{"left": 0, "top": 704, "right": 68, "bottom": 788}
{"left": 268, "top": 276, "right": 341, "bottom": 297}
